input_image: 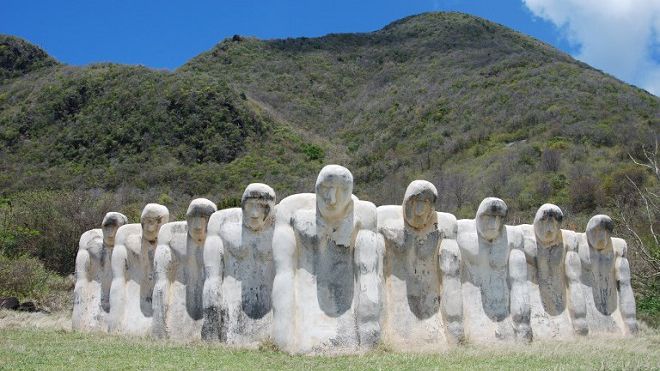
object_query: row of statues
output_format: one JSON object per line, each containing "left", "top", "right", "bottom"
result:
{"left": 73, "top": 165, "right": 638, "bottom": 354}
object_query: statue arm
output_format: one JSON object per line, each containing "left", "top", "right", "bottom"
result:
{"left": 565, "top": 247, "right": 588, "bottom": 335}
{"left": 271, "top": 222, "right": 297, "bottom": 352}
{"left": 439, "top": 238, "right": 464, "bottom": 344}
{"left": 72, "top": 248, "right": 90, "bottom": 330}
{"left": 152, "top": 242, "right": 172, "bottom": 339}
{"left": 614, "top": 240, "right": 638, "bottom": 335}
{"left": 355, "top": 228, "right": 383, "bottom": 349}
{"left": 201, "top": 234, "right": 224, "bottom": 341}
{"left": 509, "top": 247, "right": 532, "bottom": 342}
{"left": 108, "top": 243, "right": 127, "bottom": 333}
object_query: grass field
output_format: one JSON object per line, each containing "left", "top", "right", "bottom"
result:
{"left": 1, "top": 311, "right": 659, "bottom": 370}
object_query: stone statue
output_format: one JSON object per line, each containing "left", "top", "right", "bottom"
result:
{"left": 201, "top": 184, "right": 277, "bottom": 346}
{"left": 72, "top": 212, "right": 128, "bottom": 331}
{"left": 271, "top": 165, "right": 382, "bottom": 354}
{"left": 520, "top": 204, "right": 587, "bottom": 339}
{"left": 107, "top": 203, "right": 169, "bottom": 336}
{"left": 152, "top": 198, "right": 217, "bottom": 340}
{"left": 377, "top": 180, "right": 463, "bottom": 351}
{"left": 577, "top": 215, "right": 638, "bottom": 336}
{"left": 457, "top": 197, "right": 531, "bottom": 342}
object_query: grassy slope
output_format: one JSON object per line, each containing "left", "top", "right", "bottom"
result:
{"left": 183, "top": 12, "right": 659, "bottom": 214}
{"left": 1, "top": 325, "right": 659, "bottom": 370}
{"left": 0, "top": 61, "right": 325, "bottom": 202}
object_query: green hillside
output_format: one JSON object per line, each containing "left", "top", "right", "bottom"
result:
{"left": 0, "top": 35, "right": 58, "bottom": 81}
{"left": 183, "top": 12, "right": 657, "bottom": 212}
{"left": 0, "top": 12, "right": 658, "bottom": 320}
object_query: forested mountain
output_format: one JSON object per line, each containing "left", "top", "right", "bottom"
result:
{"left": 0, "top": 13, "right": 657, "bottom": 320}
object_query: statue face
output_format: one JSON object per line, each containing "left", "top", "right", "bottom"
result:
{"left": 477, "top": 213, "right": 503, "bottom": 242}
{"left": 317, "top": 177, "right": 352, "bottom": 220}
{"left": 102, "top": 223, "right": 120, "bottom": 247}
{"left": 187, "top": 215, "right": 209, "bottom": 242}
{"left": 587, "top": 225, "right": 611, "bottom": 251}
{"left": 534, "top": 217, "right": 561, "bottom": 245}
{"left": 243, "top": 198, "right": 272, "bottom": 231}
{"left": 142, "top": 216, "right": 164, "bottom": 242}
{"left": 404, "top": 195, "right": 435, "bottom": 230}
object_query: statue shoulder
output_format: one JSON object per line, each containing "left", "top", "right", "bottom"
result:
{"left": 114, "top": 223, "right": 141, "bottom": 245}
{"left": 79, "top": 229, "right": 102, "bottom": 251}
{"left": 376, "top": 205, "right": 403, "bottom": 232}
{"left": 561, "top": 229, "right": 579, "bottom": 252}
{"left": 611, "top": 237, "right": 628, "bottom": 258}
{"left": 276, "top": 193, "right": 316, "bottom": 225}
{"left": 158, "top": 221, "right": 187, "bottom": 245}
{"left": 436, "top": 211, "right": 457, "bottom": 239}
{"left": 505, "top": 225, "right": 524, "bottom": 249}
{"left": 456, "top": 219, "right": 474, "bottom": 234}
{"left": 354, "top": 199, "right": 377, "bottom": 230}
{"left": 518, "top": 224, "right": 537, "bottom": 261}
{"left": 207, "top": 208, "right": 242, "bottom": 235}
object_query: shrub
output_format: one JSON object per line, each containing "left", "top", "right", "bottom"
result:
{"left": 540, "top": 148, "right": 561, "bottom": 172}
{"left": 302, "top": 144, "right": 325, "bottom": 161}
{"left": 0, "top": 253, "right": 70, "bottom": 310}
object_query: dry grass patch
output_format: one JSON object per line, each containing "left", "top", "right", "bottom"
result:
{"left": 0, "top": 310, "right": 658, "bottom": 370}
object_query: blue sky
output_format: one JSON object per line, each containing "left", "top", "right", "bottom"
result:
{"left": 3, "top": 0, "right": 659, "bottom": 94}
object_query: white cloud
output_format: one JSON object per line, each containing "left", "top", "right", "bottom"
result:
{"left": 523, "top": 0, "right": 660, "bottom": 95}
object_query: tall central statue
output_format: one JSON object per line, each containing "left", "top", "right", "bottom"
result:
{"left": 377, "top": 180, "right": 463, "bottom": 351}
{"left": 108, "top": 203, "right": 169, "bottom": 336}
{"left": 201, "top": 184, "right": 277, "bottom": 346}
{"left": 272, "top": 165, "right": 382, "bottom": 354}
{"left": 457, "top": 197, "right": 531, "bottom": 342}
{"left": 152, "top": 198, "right": 217, "bottom": 340}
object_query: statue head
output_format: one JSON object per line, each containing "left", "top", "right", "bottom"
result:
{"left": 101, "top": 212, "right": 128, "bottom": 247}
{"left": 186, "top": 198, "right": 217, "bottom": 243}
{"left": 476, "top": 197, "right": 507, "bottom": 242}
{"left": 315, "top": 165, "right": 353, "bottom": 222}
{"left": 403, "top": 180, "right": 437, "bottom": 231}
{"left": 141, "top": 203, "right": 169, "bottom": 243}
{"left": 241, "top": 183, "right": 276, "bottom": 231}
{"left": 586, "top": 214, "right": 614, "bottom": 251}
{"left": 533, "top": 204, "right": 563, "bottom": 246}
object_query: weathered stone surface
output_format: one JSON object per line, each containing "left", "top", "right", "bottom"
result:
{"left": 152, "top": 198, "right": 217, "bottom": 340}
{"left": 72, "top": 212, "right": 127, "bottom": 332}
{"left": 377, "top": 180, "right": 463, "bottom": 351}
{"left": 577, "top": 215, "right": 638, "bottom": 336}
{"left": 272, "top": 165, "right": 381, "bottom": 354}
{"left": 520, "top": 204, "right": 587, "bottom": 339}
{"left": 108, "top": 204, "right": 168, "bottom": 336}
{"left": 68, "top": 165, "right": 640, "bottom": 348}
{"left": 457, "top": 198, "right": 531, "bottom": 343}
{"left": 201, "top": 184, "right": 276, "bottom": 346}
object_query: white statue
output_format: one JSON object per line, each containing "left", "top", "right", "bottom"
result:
{"left": 520, "top": 204, "right": 587, "bottom": 339}
{"left": 72, "top": 212, "right": 128, "bottom": 332}
{"left": 377, "top": 180, "right": 463, "bottom": 351}
{"left": 577, "top": 215, "right": 638, "bottom": 336}
{"left": 457, "top": 197, "right": 531, "bottom": 342}
{"left": 152, "top": 198, "right": 217, "bottom": 340}
{"left": 271, "top": 165, "right": 382, "bottom": 354}
{"left": 201, "top": 184, "right": 277, "bottom": 346}
{"left": 107, "top": 203, "right": 169, "bottom": 336}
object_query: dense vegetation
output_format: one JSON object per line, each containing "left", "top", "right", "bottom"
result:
{"left": 0, "top": 12, "right": 658, "bottom": 321}
{"left": 0, "top": 35, "right": 58, "bottom": 81}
